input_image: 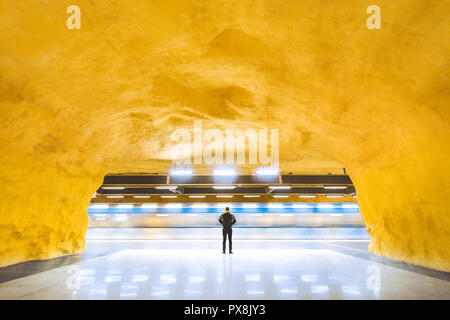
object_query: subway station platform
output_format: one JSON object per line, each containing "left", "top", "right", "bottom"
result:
{"left": 0, "top": 240, "right": 449, "bottom": 300}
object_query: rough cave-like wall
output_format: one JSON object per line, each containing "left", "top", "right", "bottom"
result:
{"left": 0, "top": 1, "right": 449, "bottom": 270}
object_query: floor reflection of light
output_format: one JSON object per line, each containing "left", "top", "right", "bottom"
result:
{"left": 120, "top": 285, "right": 138, "bottom": 298}
{"left": 88, "top": 288, "right": 107, "bottom": 297}
{"left": 311, "top": 285, "right": 329, "bottom": 293}
{"left": 78, "top": 276, "right": 95, "bottom": 286}
{"left": 273, "top": 275, "right": 290, "bottom": 282}
{"left": 152, "top": 290, "right": 169, "bottom": 297}
{"left": 342, "top": 285, "right": 360, "bottom": 295}
{"left": 105, "top": 276, "right": 121, "bottom": 283}
{"left": 189, "top": 276, "right": 204, "bottom": 283}
{"left": 160, "top": 274, "right": 176, "bottom": 284}
{"left": 247, "top": 290, "right": 265, "bottom": 295}
{"left": 245, "top": 274, "right": 261, "bottom": 282}
{"left": 132, "top": 275, "right": 148, "bottom": 282}
{"left": 301, "top": 274, "right": 318, "bottom": 282}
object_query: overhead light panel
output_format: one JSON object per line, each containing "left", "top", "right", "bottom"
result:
{"left": 170, "top": 169, "right": 193, "bottom": 176}
{"left": 213, "top": 186, "right": 235, "bottom": 190}
{"left": 255, "top": 167, "right": 279, "bottom": 175}
{"left": 323, "top": 186, "right": 347, "bottom": 189}
{"left": 133, "top": 195, "right": 150, "bottom": 198}
{"left": 189, "top": 195, "right": 206, "bottom": 198}
{"left": 102, "top": 186, "right": 125, "bottom": 190}
{"left": 106, "top": 195, "right": 124, "bottom": 198}
{"left": 213, "top": 169, "right": 236, "bottom": 176}
{"left": 269, "top": 186, "right": 291, "bottom": 190}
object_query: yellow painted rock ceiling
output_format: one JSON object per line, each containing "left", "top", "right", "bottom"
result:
{"left": 0, "top": 1, "right": 449, "bottom": 270}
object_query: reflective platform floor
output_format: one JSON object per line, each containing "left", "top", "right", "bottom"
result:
{"left": 0, "top": 240, "right": 449, "bottom": 299}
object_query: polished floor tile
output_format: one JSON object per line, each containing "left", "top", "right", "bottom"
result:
{"left": 0, "top": 240, "right": 448, "bottom": 299}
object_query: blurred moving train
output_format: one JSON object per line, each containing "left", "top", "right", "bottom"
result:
{"left": 87, "top": 202, "right": 369, "bottom": 240}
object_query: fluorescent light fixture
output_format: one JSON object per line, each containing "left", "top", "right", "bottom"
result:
{"left": 269, "top": 186, "right": 291, "bottom": 190}
{"left": 255, "top": 167, "right": 279, "bottom": 175}
{"left": 213, "top": 186, "right": 235, "bottom": 190}
{"left": 141, "top": 204, "right": 157, "bottom": 208}
{"left": 331, "top": 214, "right": 343, "bottom": 217}
{"left": 189, "top": 195, "right": 206, "bottom": 198}
{"left": 273, "top": 195, "right": 289, "bottom": 198}
{"left": 268, "top": 203, "right": 283, "bottom": 208}
{"left": 191, "top": 204, "right": 208, "bottom": 208}
{"left": 323, "top": 186, "right": 347, "bottom": 189}
{"left": 156, "top": 214, "right": 168, "bottom": 217}
{"left": 166, "top": 203, "right": 182, "bottom": 208}
{"left": 293, "top": 204, "right": 310, "bottom": 208}
{"left": 170, "top": 169, "right": 192, "bottom": 175}
{"left": 299, "top": 195, "right": 315, "bottom": 198}
{"left": 155, "top": 186, "right": 177, "bottom": 190}
{"left": 326, "top": 195, "right": 344, "bottom": 198}
{"left": 160, "top": 195, "right": 178, "bottom": 198}
{"left": 243, "top": 204, "right": 258, "bottom": 208}
{"left": 216, "top": 195, "right": 233, "bottom": 198}
{"left": 317, "top": 204, "right": 334, "bottom": 209}
{"left": 102, "top": 186, "right": 125, "bottom": 190}
{"left": 117, "top": 204, "right": 133, "bottom": 209}
{"left": 244, "top": 195, "right": 261, "bottom": 198}
{"left": 133, "top": 195, "right": 150, "bottom": 198}
{"left": 281, "top": 214, "right": 293, "bottom": 217}
{"left": 342, "top": 204, "right": 359, "bottom": 208}
{"left": 94, "top": 214, "right": 106, "bottom": 217}
{"left": 106, "top": 195, "right": 124, "bottom": 198}
{"left": 91, "top": 204, "right": 109, "bottom": 209}
{"left": 213, "top": 169, "right": 236, "bottom": 176}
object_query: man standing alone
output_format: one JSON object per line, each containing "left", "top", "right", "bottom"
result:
{"left": 218, "top": 207, "right": 236, "bottom": 254}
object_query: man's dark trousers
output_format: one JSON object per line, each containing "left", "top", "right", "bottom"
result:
{"left": 222, "top": 227, "right": 232, "bottom": 252}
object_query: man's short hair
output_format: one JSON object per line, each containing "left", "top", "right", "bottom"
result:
{"left": 225, "top": 207, "right": 229, "bottom": 211}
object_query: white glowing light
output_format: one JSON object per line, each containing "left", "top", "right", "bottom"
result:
{"left": 331, "top": 214, "right": 343, "bottom": 217}
{"left": 243, "top": 204, "right": 258, "bottom": 208}
{"left": 293, "top": 204, "right": 310, "bottom": 208}
{"left": 156, "top": 214, "right": 169, "bottom": 217}
{"left": 323, "top": 186, "right": 347, "bottom": 189}
{"left": 342, "top": 204, "right": 359, "bottom": 208}
{"left": 91, "top": 204, "right": 109, "bottom": 209}
{"left": 213, "top": 186, "right": 235, "bottom": 190}
{"left": 133, "top": 195, "right": 150, "bottom": 198}
{"left": 155, "top": 186, "right": 177, "bottom": 190}
{"left": 102, "top": 186, "right": 125, "bottom": 190}
{"left": 273, "top": 195, "right": 289, "bottom": 198}
{"left": 170, "top": 169, "right": 192, "bottom": 176}
{"left": 191, "top": 204, "right": 208, "bottom": 208}
{"left": 187, "top": 214, "right": 198, "bottom": 217}
{"left": 268, "top": 203, "right": 284, "bottom": 208}
{"left": 106, "top": 195, "right": 124, "bottom": 198}
{"left": 251, "top": 214, "right": 262, "bottom": 216}
{"left": 281, "top": 214, "right": 293, "bottom": 217}
{"left": 166, "top": 203, "right": 182, "bottom": 208}
{"left": 299, "top": 195, "right": 315, "bottom": 198}
{"left": 213, "top": 169, "right": 236, "bottom": 176}
{"left": 317, "top": 204, "right": 334, "bottom": 209}
{"left": 216, "top": 195, "right": 233, "bottom": 198}
{"left": 244, "top": 195, "right": 261, "bottom": 198}
{"left": 160, "top": 195, "right": 178, "bottom": 198}
{"left": 189, "top": 195, "right": 205, "bottom": 198}
{"left": 117, "top": 204, "right": 133, "bottom": 209}
{"left": 269, "top": 186, "right": 291, "bottom": 190}
{"left": 141, "top": 204, "right": 157, "bottom": 209}
{"left": 326, "top": 195, "right": 344, "bottom": 198}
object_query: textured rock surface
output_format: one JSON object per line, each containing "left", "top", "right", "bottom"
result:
{"left": 0, "top": 1, "right": 449, "bottom": 270}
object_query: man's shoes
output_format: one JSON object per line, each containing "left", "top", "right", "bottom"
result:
{"left": 222, "top": 251, "right": 226, "bottom": 254}
{"left": 229, "top": 251, "right": 233, "bottom": 254}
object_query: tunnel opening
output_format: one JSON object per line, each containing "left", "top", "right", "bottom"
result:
{"left": 87, "top": 169, "right": 367, "bottom": 241}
